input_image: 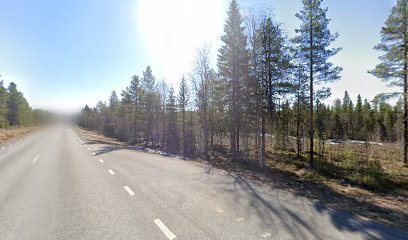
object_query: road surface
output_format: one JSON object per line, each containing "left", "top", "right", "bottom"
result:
{"left": 0, "top": 125, "right": 406, "bottom": 240}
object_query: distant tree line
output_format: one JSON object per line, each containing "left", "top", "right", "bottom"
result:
{"left": 79, "top": 0, "right": 408, "bottom": 167}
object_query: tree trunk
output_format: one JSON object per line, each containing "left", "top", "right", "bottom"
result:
{"left": 236, "top": 123, "right": 240, "bottom": 154}
{"left": 182, "top": 109, "right": 186, "bottom": 157}
{"left": 309, "top": 11, "right": 315, "bottom": 168}
{"left": 260, "top": 106, "right": 266, "bottom": 169}
{"left": 404, "top": 18, "right": 408, "bottom": 165}
{"left": 256, "top": 107, "right": 260, "bottom": 149}
{"left": 297, "top": 87, "right": 301, "bottom": 159}
{"left": 230, "top": 81, "right": 237, "bottom": 158}
{"left": 204, "top": 112, "right": 209, "bottom": 159}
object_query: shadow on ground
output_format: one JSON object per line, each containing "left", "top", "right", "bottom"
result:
{"left": 79, "top": 130, "right": 407, "bottom": 239}
{"left": 201, "top": 163, "right": 408, "bottom": 239}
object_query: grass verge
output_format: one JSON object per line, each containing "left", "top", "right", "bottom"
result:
{"left": 0, "top": 127, "right": 38, "bottom": 144}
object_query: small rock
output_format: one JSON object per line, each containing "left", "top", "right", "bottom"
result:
{"left": 340, "top": 179, "right": 349, "bottom": 186}
{"left": 398, "top": 196, "right": 407, "bottom": 202}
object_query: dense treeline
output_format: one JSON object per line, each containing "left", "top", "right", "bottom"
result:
{"left": 0, "top": 79, "right": 35, "bottom": 128}
{"left": 80, "top": 0, "right": 408, "bottom": 167}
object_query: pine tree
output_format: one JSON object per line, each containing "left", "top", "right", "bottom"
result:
{"left": 384, "top": 105, "right": 395, "bottom": 141}
{"left": 260, "top": 17, "right": 291, "bottom": 121}
{"left": 158, "top": 79, "right": 169, "bottom": 148}
{"left": 7, "top": 82, "right": 20, "bottom": 126}
{"left": 106, "top": 91, "right": 119, "bottom": 136}
{"left": 331, "top": 99, "right": 343, "bottom": 139}
{"left": 394, "top": 98, "right": 404, "bottom": 141}
{"left": 127, "top": 75, "right": 141, "bottom": 143}
{"left": 0, "top": 80, "right": 10, "bottom": 128}
{"left": 342, "top": 91, "right": 354, "bottom": 139}
{"left": 292, "top": 0, "right": 342, "bottom": 168}
{"left": 81, "top": 104, "right": 91, "bottom": 128}
{"left": 217, "top": 0, "right": 249, "bottom": 157}
{"left": 245, "top": 10, "right": 264, "bottom": 165}
{"left": 165, "top": 87, "right": 179, "bottom": 154}
{"left": 369, "top": 0, "right": 408, "bottom": 164}
{"left": 141, "top": 66, "right": 158, "bottom": 147}
{"left": 254, "top": 14, "right": 292, "bottom": 166}
{"left": 363, "top": 99, "right": 375, "bottom": 139}
{"left": 316, "top": 101, "right": 331, "bottom": 157}
{"left": 355, "top": 94, "right": 364, "bottom": 140}
{"left": 96, "top": 101, "right": 108, "bottom": 133}
{"left": 7, "top": 82, "right": 32, "bottom": 127}
{"left": 294, "top": 66, "right": 309, "bottom": 158}
{"left": 178, "top": 76, "right": 189, "bottom": 157}
{"left": 116, "top": 91, "right": 133, "bottom": 141}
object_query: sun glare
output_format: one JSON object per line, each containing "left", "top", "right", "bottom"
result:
{"left": 136, "top": 0, "right": 225, "bottom": 83}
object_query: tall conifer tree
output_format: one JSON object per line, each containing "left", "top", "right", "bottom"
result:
{"left": 370, "top": 0, "right": 408, "bottom": 164}
{"left": 217, "top": 0, "right": 249, "bottom": 157}
{"left": 292, "top": 0, "right": 342, "bottom": 167}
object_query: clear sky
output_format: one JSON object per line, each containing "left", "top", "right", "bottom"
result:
{"left": 0, "top": 0, "right": 396, "bottom": 113}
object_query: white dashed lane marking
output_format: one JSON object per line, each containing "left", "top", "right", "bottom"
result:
{"left": 32, "top": 155, "right": 40, "bottom": 164}
{"left": 99, "top": 159, "right": 104, "bottom": 163}
{"left": 123, "top": 186, "right": 135, "bottom": 196}
{"left": 108, "top": 169, "right": 115, "bottom": 175}
{"left": 154, "top": 219, "right": 176, "bottom": 240}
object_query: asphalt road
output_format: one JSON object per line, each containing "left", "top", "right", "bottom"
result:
{"left": 0, "top": 125, "right": 407, "bottom": 240}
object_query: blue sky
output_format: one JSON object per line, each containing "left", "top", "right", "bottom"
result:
{"left": 0, "top": 0, "right": 396, "bottom": 113}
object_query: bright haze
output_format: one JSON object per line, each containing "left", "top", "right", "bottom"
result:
{"left": 0, "top": 0, "right": 395, "bottom": 113}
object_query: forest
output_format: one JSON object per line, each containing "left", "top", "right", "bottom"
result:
{"left": 79, "top": 0, "right": 408, "bottom": 191}
{"left": 0, "top": 79, "right": 43, "bottom": 128}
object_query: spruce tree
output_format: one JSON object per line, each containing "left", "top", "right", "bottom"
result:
{"left": 165, "top": 87, "right": 179, "bottom": 154}
{"left": 178, "top": 76, "right": 189, "bottom": 157}
{"left": 141, "top": 66, "right": 158, "bottom": 146}
{"left": 355, "top": 94, "right": 364, "bottom": 140}
{"left": 217, "top": 0, "right": 249, "bottom": 157}
{"left": 342, "top": 91, "right": 354, "bottom": 139}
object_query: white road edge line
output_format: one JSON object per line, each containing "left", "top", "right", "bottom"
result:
{"left": 108, "top": 169, "right": 115, "bottom": 175}
{"left": 154, "top": 219, "right": 176, "bottom": 240}
{"left": 32, "top": 155, "right": 40, "bottom": 164}
{"left": 123, "top": 186, "right": 135, "bottom": 196}
{"left": 99, "top": 159, "right": 104, "bottom": 163}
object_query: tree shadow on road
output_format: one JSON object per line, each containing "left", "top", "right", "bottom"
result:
{"left": 92, "top": 145, "right": 123, "bottom": 156}
{"left": 199, "top": 163, "right": 408, "bottom": 240}
{"left": 79, "top": 129, "right": 407, "bottom": 238}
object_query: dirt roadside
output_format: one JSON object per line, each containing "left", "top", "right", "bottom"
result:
{"left": 0, "top": 127, "right": 39, "bottom": 144}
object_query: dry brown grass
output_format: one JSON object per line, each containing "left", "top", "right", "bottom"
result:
{"left": 78, "top": 128, "right": 126, "bottom": 146}
{"left": 0, "top": 127, "right": 38, "bottom": 144}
